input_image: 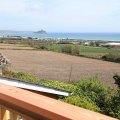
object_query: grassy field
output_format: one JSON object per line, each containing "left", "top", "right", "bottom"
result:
{"left": 31, "top": 43, "right": 120, "bottom": 59}
{"left": 79, "top": 45, "right": 120, "bottom": 58}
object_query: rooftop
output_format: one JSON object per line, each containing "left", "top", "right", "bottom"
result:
{"left": 0, "top": 76, "right": 71, "bottom": 96}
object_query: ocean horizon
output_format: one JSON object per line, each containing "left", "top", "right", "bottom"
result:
{"left": 0, "top": 32, "right": 120, "bottom": 41}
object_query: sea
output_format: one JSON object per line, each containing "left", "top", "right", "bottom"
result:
{"left": 0, "top": 32, "right": 120, "bottom": 41}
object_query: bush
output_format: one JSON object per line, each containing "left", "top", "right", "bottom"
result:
{"left": 62, "top": 96, "right": 101, "bottom": 112}
{"left": 58, "top": 41, "right": 71, "bottom": 44}
{"left": 113, "top": 74, "right": 120, "bottom": 88}
{"left": 110, "top": 74, "right": 120, "bottom": 118}
{"left": 94, "top": 42, "right": 100, "bottom": 47}
{"left": 38, "top": 79, "right": 76, "bottom": 92}
{"left": 5, "top": 71, "right": 76, "bottom": 92}
{"left": 61, "top": 45, "right": 80, "bottom": 55}
{"left": 61, "top": 45, "right": 72, "bottom": 54}
{"left": 3, "top": 68, "right": 12, "bottom": 76}
{"left": 104, "top": 74, "right": 120, "bottom": 119}
{"left": 34, "top": 44, "right": 48, "bottom": 50}
{"left": 6, "top": 71, "right": 40, "bottom": 83}
{"left": 102, "top": 53, "right": 120, "bottom": 63}
{"left": 106, "top": 91, "right": 120, "bottom": 118}
{"left": 73, "top": 77, "right": 112, "bottom": 112}
{"left": 72, "top": 45, "right": 80, "bottom": 55}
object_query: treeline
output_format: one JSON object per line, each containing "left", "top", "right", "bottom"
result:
{"left": 32, "top": 43, "right": 80, "bottom": 56}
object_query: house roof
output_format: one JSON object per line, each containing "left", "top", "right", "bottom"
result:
{"left": 0, "top": 76, "right": 71, "bottom": 96}
{"left": 104, "top": 42, "right": 120, "bottom": 46}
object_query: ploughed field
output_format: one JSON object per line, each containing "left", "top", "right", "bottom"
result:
{"left": 0, "top": 43, "right": 120, "bottom": 86}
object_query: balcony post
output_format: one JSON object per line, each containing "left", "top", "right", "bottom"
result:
{"left": 1, "top": 108, "right": 8, "bottom": 120}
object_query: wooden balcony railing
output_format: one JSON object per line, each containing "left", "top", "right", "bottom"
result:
{"left": 0, "top": 83, "right": 118, "bottom": 120}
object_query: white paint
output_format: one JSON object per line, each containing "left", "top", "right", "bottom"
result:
{"left": 0, "top": 77, "right": 71, "bottom": 96}
{"left": 104, "top": 42, "right": 120, "bottom": 46}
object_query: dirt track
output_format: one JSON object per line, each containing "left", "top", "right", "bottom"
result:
{"left": 0, "top": 43, "right": 33, "bottom": 50}
{"left": 0, "top": 46, "right": 120, "bottom": 87}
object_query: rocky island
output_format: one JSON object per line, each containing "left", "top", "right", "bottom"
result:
{"left": 34, "top": 29, "right": 47, "bottom": 34}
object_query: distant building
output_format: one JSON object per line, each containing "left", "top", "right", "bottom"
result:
{"left": 84, "top": 42, "right": 90, "bottom": 46}
{"left": 102, "top": 42, "right": 120, "bottom": 46}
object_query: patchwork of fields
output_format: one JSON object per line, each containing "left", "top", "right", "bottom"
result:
{"left": 0, "top": 43, "right": 120, "bottom": 87}
{"left": 45, "top": 44, "right": 120, "bottom": 58}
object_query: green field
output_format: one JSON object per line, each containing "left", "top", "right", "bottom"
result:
{"left": 79, "top": 45, "right": 120, "bottom": 58}
{"left": 33, "top": 43, "right": 120, "bottom": 59}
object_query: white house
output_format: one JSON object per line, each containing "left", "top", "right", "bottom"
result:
{"left": 103, "top": 42, "right": 120, "bottom": 46}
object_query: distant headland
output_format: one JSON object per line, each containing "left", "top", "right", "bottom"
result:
{"left": 34, "top": 29, "right": 47, "bottom": 34}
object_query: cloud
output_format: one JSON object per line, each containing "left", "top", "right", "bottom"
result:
{"left": 0, "top": 0, "right": 120, "bottom": 32}
{"left": 45, "top": 0, "right": 120, "bottom": 32}
{"left": 0, "top": 0, "right": 44, "bottom": 16}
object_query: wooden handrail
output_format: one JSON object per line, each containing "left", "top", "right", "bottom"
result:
{"left": 0, "top": 83, "right": 118, "bottom": 120}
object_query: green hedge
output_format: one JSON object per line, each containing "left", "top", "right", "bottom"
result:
{"left": 61, "top": 96, "right": 101, "bottom": 112}
{"left": 61, "top": 45, "right": 80, "bottom": 55}
{"left": 113, "top": 74, "right": 120, "bottom": 88}
{"left": 102, "top": 53, "right": 120, "bottom": 63}
{"left": 4, "top": 71, "right": 76, "bottom": 92}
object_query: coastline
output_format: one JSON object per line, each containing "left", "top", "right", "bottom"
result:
{"left": 0, "top": 35, "right": 120, "bottom": 43}
{"left": 0, "top": 32, "right": 120, "bottom": 42}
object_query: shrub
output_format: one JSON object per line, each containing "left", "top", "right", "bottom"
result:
{"left": 106, "top": 91, "right": 120, "bottom": 119}
{"left": 110, "top": 74, "right": 120, "bottom": 118}
{"left": 94, "top": 42, "right": 100, "bottom": 47}
{"left": 73, "top": 77, "right": 112, "bottom": 112}
{"left": 113, "top": 74, "right": 120, "bottom": 88}
{"left": 61, "top": 96, "right": 101, "bottom": 112}
{"left": 61, "top": 45, "right": 80, "bottom": 55}
{"left": 102, "top": 53, "right": 120, "bottom": 63}
{"left": 72, "top": 45, "right": 80, "bottom": 55}
{"left": 89, "top": 41, "right": 95, "bottom": 46}
{"left": 28, "top": 42, "right": 35, "bottom": 47}
{"left": 5, "top": 71, "right": 76, "bottom": 92}
{"left": 6, "top": 71, "right": 40, "bottom": 83}
{"left": 34, "top": 44, "right": 48, "bottom": 50}
{"left": 58, "top": 41, "right": 71, "bottom": 44}
{"left": 3, "top": 69, "right": 12, "bottom": 76}
{"left": 61, "top": 45, "right": 72, "bottom": 54}
{"left": 103, "top": 74, "right": 120, "bottom": 119}
{"left": 38, "top": 79, "right": 76, "bottom": 92}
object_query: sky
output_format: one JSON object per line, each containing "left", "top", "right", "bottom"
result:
{"left": 0, "top": 0, "right": 120, "bottom": 32}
